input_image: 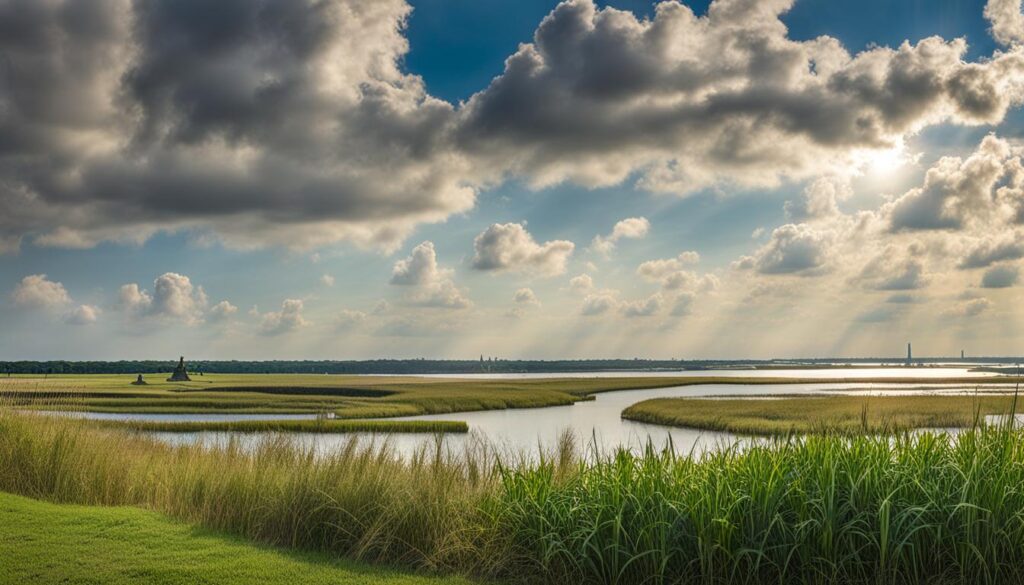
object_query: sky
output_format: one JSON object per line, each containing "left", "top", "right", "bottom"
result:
{"left": 4, "top": 0, "right": 1024, "bottom": 360}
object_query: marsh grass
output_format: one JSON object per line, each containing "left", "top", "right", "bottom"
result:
{"left": 6, "top": 372, "right": 1019, "bottom": 417}
{"left": 5, "top": 397, "right": 1024, "bottom": 584}
{"left": 621, "top": 394, "right": 1024, "bottom": 436}
{"left": 89, "top": 418, "right": 469, "bottom": 434}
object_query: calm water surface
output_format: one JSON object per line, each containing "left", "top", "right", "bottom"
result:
{"left": 123, "top": 368, "right": 1011, "bottom": 459}
{"left": 385, "top": 367, "right": 1000, "bottom": 380}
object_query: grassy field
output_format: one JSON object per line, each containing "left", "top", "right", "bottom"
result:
{"left": 622, "top": 394, "right": 1022, "bottom": 435}
{"left": 0, "top": 491, "right": 475, "bottom": 585}
{"left": 5, "top": 409, "right": 1024, "bottom": 584}
{"left": 1, "top": 371, "right": 1016, "bottom": 417}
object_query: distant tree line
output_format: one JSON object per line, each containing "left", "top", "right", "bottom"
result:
{"left": 0, "top": 357, "right": 1013, "bottom": 375}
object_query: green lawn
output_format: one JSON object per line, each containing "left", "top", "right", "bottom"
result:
{"left": 622, "top": 394, "right": 1022, "bottom": 435}
{"left": 0, "top": 491, "right": 476, "bottom": 585}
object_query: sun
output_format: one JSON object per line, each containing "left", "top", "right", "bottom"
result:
{"left": 861, "top": 145, "right": 908, "bottom": 175}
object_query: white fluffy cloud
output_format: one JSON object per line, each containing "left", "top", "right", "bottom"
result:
{"left": 471, "top": 223, "right": 574, "bottom": 276}
{"left": 64, "top": 304, "right": 101, "bottom": 325}
{"left": 118, "top": 273, "right": 209, "bottom": 324}
{"left": 986, "top": 0, "right": 1024, "bottom": 46}
{"left": 208, "top": 300, "right": 239, "bottom": 322}
{"left": 12, "top": 275, "right": 72, "bottom": 310}
{"left": 580, "top": 290, "right": 619, "bottom": 315}
{"left": 591, "top": 217, "right": 650, "bottom": 256}
{"left": 569, "top": 273, "right": 595, "bottom": 292}
{"left": 258, "top": 299, "right": 309, "bottom": 335}
{"left": 636, "top": 252, "right": 716, "bottom": 292}
{"left": 886, "top": 135, "right": 1023, "bottom": 232}
{"left": 11, "top": 274, "right": 100, "bottom": 325}
{"left": 391, "top": 241, "right": 471, "bottom": 308}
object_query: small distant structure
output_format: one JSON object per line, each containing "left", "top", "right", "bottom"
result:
{"left": 906, "top": 342, "right": 912, "bottom": 366}
{"left": 961, "top": 349, "right": 965, "bottom": 360}
{"left": 131, "top": 374, "right": 147, "bottom": 385}
{"left": 167, "top": 356, "right": 191, "bottom": 382}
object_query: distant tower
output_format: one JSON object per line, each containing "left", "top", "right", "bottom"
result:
{"left": 961, "top": 349, "right": 965, "bottom": 360}
{"left": 906, "top": 343, "right": 912, "bottom": 365}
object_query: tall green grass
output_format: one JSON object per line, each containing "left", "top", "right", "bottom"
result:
{"left": 3, "top": 408, "right": 1024, "bottom": 584}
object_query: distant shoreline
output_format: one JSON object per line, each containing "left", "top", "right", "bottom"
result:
{"left": 2, "top": 358, "right": 1022, "bottom": 375}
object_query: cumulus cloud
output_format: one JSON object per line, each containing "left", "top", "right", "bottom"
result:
{"left": 959, "top": 233, "right": 1024, "bottom": 268}
{"left": 636, "top": 252, "right": 716, "bottom": 291}
{"left": 321, "top": 274, "right": 335, "bottom": 287}
{"left": 471, "top": 223, "right": 574, "bottom": 276}
{"left": 258, "top": 299, "right": 309, "bottom": 335}
{"left": 986, "top": 0, "right": 1024, "bottom": 46}
{"left": 982, "top": 264, "right": 1019, "bottom": 288}
{"left": 735, "top": 224, "right": 834, "bottom": 275}
{"left": 208, "top": 300, "right": 239, "bottom": 322}
{"left": 391, "top": 241, "right": 471, "bottom": 308}
{"left": 64, "top": 304, "right": 101, "bottom": 325}
{"left": 784, "top": 177, "right": 850, "bottom": 222}
{"left": 580, "top": 290, "right": 618, "bottom": 315}
{"left": 118, "top": 273, "right": 208, "bottom": 324}
{"left": 886, "top": 135, "right": 1023, "bottom": 232}
{"left": 591, "top": 217, "right": 650, "bottom": 256}
{"left": 11, "top": 275, "right": 72, "bottom": 310}
{"left": 457, "top": 0, "right": 1024, "bottom": 196}
{"left": 11, "top": 274, "right": 101, "bottom": 325}
{"left": 7, "top": 0, "right": 1021, "bottom": 256}
{"left": 620, "top": 293, "right": 664, "bottom": 317}
{"left": 569, "top": 273, "right": 595, "bottom": 292}
{"left": 0, "top": 0, "right": 473, "bottom": 254}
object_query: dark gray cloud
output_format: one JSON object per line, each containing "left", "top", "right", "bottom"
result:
{"left": 0, "top": 0, "right": 470, "bottom": 252}
{"left": 981, "top": 264, "right": 1019, "bottom": 288}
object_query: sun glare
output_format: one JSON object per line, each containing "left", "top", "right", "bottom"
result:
{"left": 861, "top": 146, "right": 907, "bottom": 175}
